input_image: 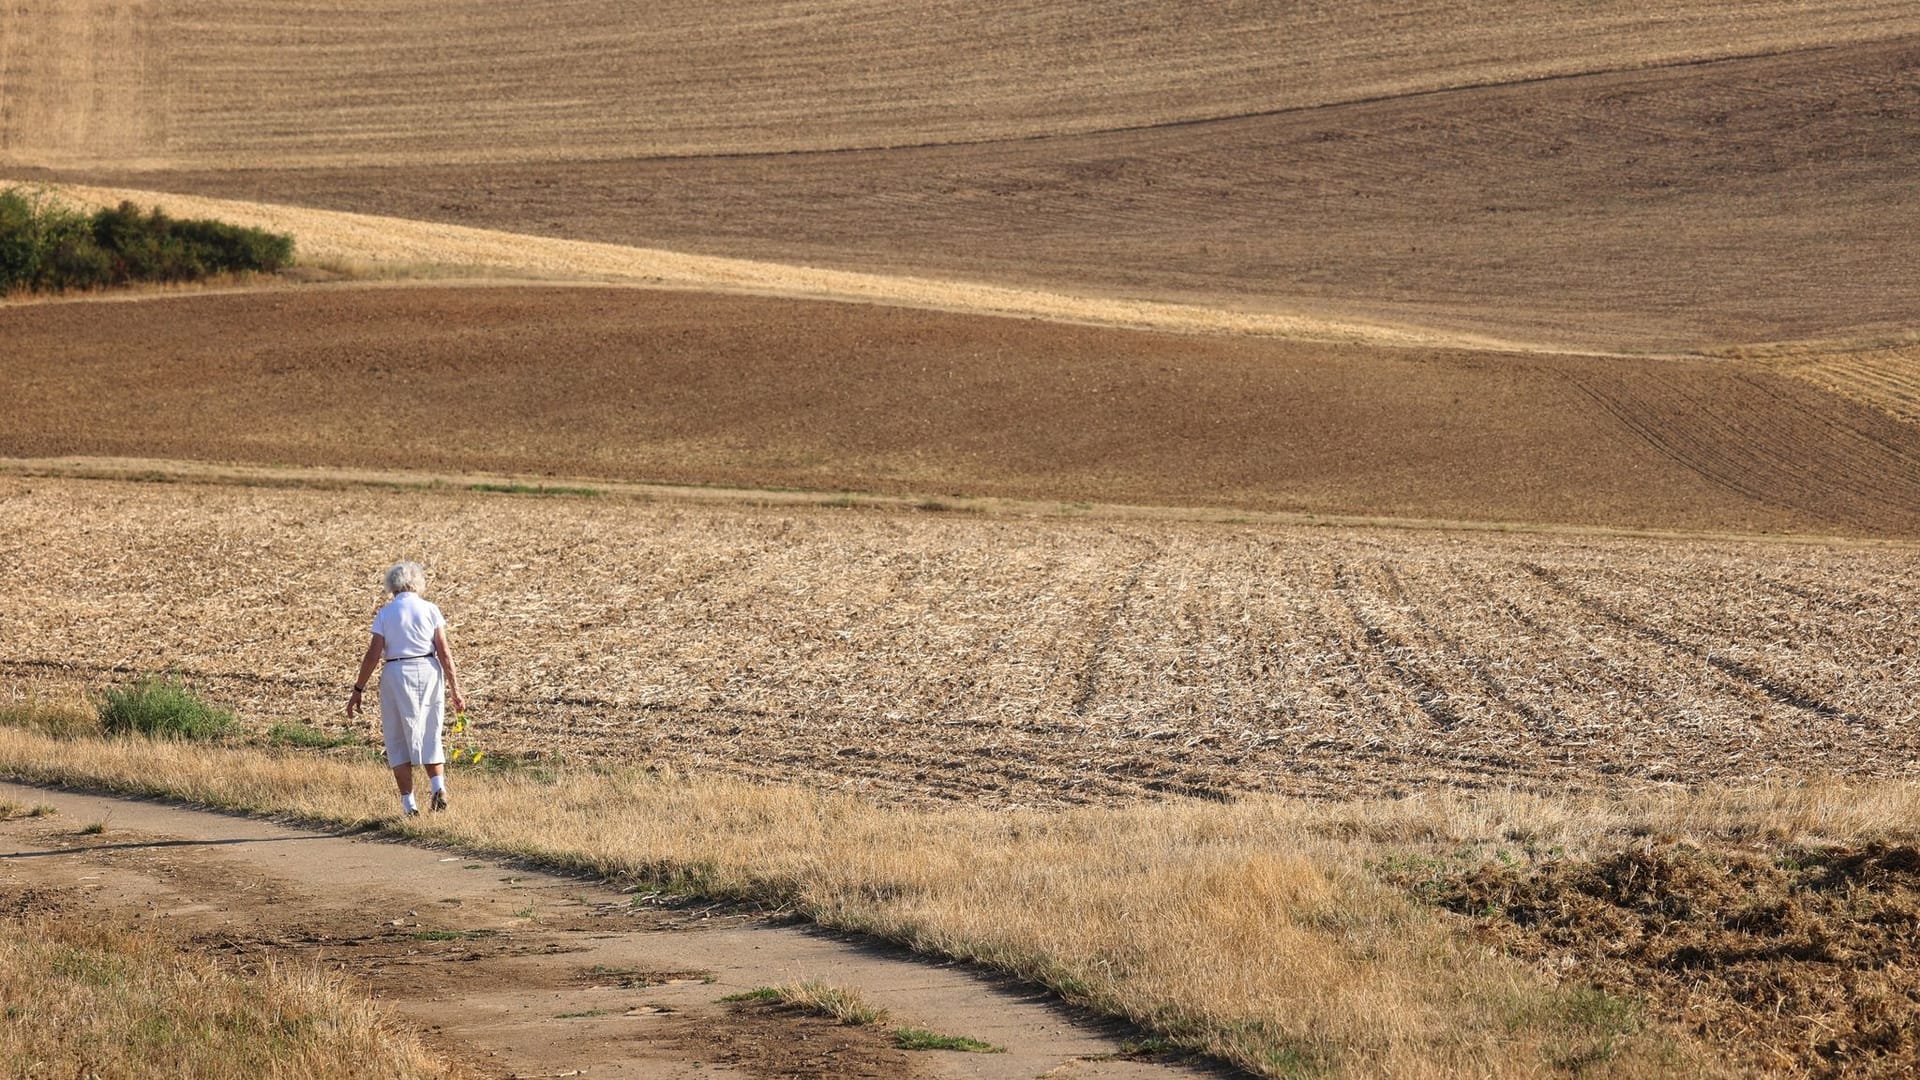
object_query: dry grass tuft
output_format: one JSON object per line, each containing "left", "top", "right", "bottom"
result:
{"left": 761, "top": 980, "right": 890, "bottom": 1027}
{"left": 0, "top": 908, "right": 458, "bottom": 1079}
{"left": 0, "top": 696, "right": 100, "bottom": 740}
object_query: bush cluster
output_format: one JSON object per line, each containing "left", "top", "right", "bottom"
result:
{"left": 0, "top": 188, "right": 293, "bottom": 294}
{"left": 97, "top": 678, "right": 238, "bottom": 741}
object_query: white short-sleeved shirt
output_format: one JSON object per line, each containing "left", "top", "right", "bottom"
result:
{"left": 370, "top": 592, "right": 446, "bottom": 659}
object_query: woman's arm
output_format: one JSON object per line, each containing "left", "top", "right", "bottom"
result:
{"left": 346, "top": 634, "right": 383, "bottom": 717}
{"left": 433, "top": 626, "right": 466, "bottom": 715}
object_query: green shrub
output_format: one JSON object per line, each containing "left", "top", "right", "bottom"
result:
{"left": 0, "top": 188, "right": 43, "bottom": 284}
{"left": 0, "top": 189, "right": 293, "bottom": 294}
{"left": 97, "top": 679, "right": 238, "bottom": 741}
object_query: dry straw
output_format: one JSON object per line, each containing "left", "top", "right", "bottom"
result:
{"left": 0, "top": 903, "right": 456, "bottom": 1079}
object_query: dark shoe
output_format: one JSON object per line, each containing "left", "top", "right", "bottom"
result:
{"left": 429, "top": 791, "right": 448, "bottom": 813}
{"left": 403, "top": 807, "right": 420, "bottom": 817}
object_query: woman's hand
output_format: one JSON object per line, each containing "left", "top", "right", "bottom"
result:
{"left": 449, "top": 691, "right": 466, "bottom": 715}
{"left": 349, "top": 635, "right": 381, "bottom": 720}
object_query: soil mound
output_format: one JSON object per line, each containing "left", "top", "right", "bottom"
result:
{"left": 1408, "top": 843, "right": 1920, "bottom": 1077}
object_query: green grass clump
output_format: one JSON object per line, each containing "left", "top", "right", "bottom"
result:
{"left": 892, "top": 1028, "right": 1004, "bottom": 1053}
{"left": 97, "top": 679, "right": 238, "bottom": 741}
{"left": 0, "top": 187, "right": 293, "bottom": 295}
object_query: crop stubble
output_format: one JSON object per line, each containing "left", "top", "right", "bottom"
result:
{"left": 5, "top": 477, "right": 1917, "bottom": 809}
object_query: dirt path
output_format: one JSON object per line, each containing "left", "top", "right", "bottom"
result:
{"left": 0, "top": 781, "right": 1212, "bottom": 1080}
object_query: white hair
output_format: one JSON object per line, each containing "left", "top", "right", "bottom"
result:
{"left": 383, "top": 562, "right": 427, "bottom": 595}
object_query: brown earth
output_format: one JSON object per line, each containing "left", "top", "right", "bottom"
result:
{"left": 1393, "top": 842, "right": 1920, "bottom": 1079}
{"left": 7, "top": 2, "right": 1912, "bottom": 169}
{"left": 7, "top": 285, "right": 1920, "bottom": 537}
{"left": 0, "top": 782, "right": 1201, "bottom": 1080}
{"left": 26, "top": 36, "right": 1920, "bottom": 354}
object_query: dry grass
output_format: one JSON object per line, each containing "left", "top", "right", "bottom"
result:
{"left": 1777, "top": 344, "right": 1920, "bottom": 425}
{"left": 762, "top": 980, "right": 891, "bottom": 1028}
{"left": 0, "top": 898, "right": 458, "bottom": 1079}
{"left": 732, "top": 982, "right": 1008, "bottom": 1053}
{"left": 0, "top": 799, "right": 53, "bottom": 820}
{"left": 11, "top": 180, "right": 1478, "bottom": 349}
{"left": 0, "top": 711, "right": 1746, "bottom": 1078}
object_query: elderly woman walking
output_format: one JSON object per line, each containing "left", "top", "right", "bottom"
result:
{"left": 346, "top": 562, "right": 466, "bottom": 815}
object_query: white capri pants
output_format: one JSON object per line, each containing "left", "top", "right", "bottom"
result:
{"left": 379, "top": 656, "right": 447, "bottom": 767}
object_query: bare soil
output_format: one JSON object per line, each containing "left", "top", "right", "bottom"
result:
{"left": 0, "top": 782, "right": 1200, "bottom": 1080}
{"left": 7, "top": 286, "right": 1920, "bottom": 538}
{"left": 8, "top": 2, "right": 1911, "bottom": 169}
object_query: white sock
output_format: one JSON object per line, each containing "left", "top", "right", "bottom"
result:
{"left": 401, "top": 793, "right": 418, "bottom": 812}
{"left": 429, "top": 775, "right": 446, "bottom": 794}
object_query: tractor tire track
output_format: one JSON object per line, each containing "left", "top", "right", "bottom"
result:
{"left": 1518, "top": 563, "right": 1865, "bottom": 725}
{"left": 1070, "top": 539, "right": 1161, "bottom": 717}
{"left": 1560, "top": 366, "right": 1920, "bottom": 534}
{"left": 1328, "top": 562, "right": 1464, "bottom": 732}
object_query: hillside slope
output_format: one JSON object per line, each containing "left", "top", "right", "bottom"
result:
{"left": 5, "top": 1, "right": 1916, "bottom": 169}
{"left": 8, "top": 286, "right": 1920, "bottom": 537}
{"left": 51, "top": 37, "right": 1917, "bottom": 353}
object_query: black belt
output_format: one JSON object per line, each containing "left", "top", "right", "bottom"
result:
{"left": 384, "top": 653, "right": 434, "bottom": 663}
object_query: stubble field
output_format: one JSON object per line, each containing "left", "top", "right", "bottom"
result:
{"left": 6, "top": 476, "right": 1917, "bottom": 809}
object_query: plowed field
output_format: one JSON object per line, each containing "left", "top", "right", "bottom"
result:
{"left": 8, "top": 287, "right": 1920, "bottom": 537}
{"left": 11, "top": 8, "right": 1920, "bottom": 352}
{"left": 9, "top": 2, "right": 1913, "bottom": 168}
{"left": 5, "top": 477, "right": 1918, "bottom": 808}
